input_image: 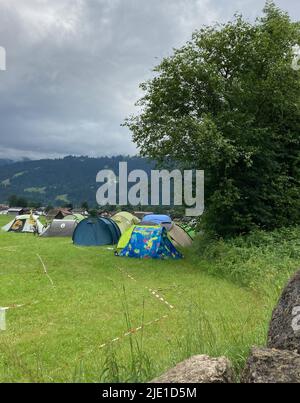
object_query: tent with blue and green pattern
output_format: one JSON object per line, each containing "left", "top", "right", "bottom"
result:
{"left": 118, "top": 225, "right": 182, "bottom": 259}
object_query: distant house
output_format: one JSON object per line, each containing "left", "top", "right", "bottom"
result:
{"left": 0, "top": 205, "right": 8, "bottom": 215}
{"left": 7, "top": 207, "right": 25, "bottom": 216}
{"left": 47, "top": 208, "right": 72, "bottom": 220}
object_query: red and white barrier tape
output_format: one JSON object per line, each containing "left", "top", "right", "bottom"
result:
{"left": 118, "top": 268, "right": 175, "bottom": 310}
{"left": 1, "top": 301, "right": 38, "bottom": 311}
{"left": 79, "top": 269, "right": 174, "bottom": 357}
{"left": 0, "top": 247, "right": 17, "bottom": 251}
{"left": 97, "top": 314, "right": 169, "bottom": 350}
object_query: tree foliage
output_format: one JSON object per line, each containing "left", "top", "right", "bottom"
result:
{"left": 8, "top": 194, "right": 28, "bottom": 208}
{"left": 125, "top": 2, "right": 300, "bottom": 236}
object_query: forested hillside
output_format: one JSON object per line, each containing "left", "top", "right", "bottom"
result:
{"left": 0, "top": 159, "right": 14, "bottom": 166}
{"left": 0, "top": 156, "right": 155, "bottom": 207}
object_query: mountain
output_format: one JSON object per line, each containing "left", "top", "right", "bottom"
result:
{"left": 0, "top": 155, "right": 155, "bottom": 207}
{"left": 0, "top": 159, "right": 14, "bottom": 166}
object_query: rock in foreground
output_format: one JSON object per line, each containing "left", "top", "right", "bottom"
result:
{"left": 242, "top": 347, "right": 300, "bottom": 383}
{"left": 268, "top": 270, "right": 300, "bottom": 353}
{"left": 150, "top": 355, "right": 234, "bottom": 383}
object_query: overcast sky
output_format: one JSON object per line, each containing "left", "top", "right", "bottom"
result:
{"left": 0, "top": 0, "right": 299, "bottom": 160}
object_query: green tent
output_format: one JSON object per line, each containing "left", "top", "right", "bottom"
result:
{"left": 117, "top": 225, "right": 136, "bottom": 251}
{"left": 111, "top": 212, "right": 140, "bottom": 234}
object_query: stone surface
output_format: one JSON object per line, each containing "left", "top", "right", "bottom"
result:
{"left": 150, "top": 355, "right": 234, "bottom": 383}
{"left": 242, "top": 347, "right": 300, "bottom": 383}
{"left": 267, "top": 270, "right": 300, "bottom": 353}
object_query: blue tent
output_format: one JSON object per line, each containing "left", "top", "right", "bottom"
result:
{"left": 73, "top": 217, "right": 121, "bottom": 246}
{"left": 119, "top": 225, "right": 182, "bottom": 259}
{"left": 142, "top": 214, "right": 172, "bottom": 225}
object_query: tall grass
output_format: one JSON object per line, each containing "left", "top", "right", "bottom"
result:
{"left": 193, "top": 226, "right": 300, "bottom": 294}
{"left": 1, "top": 215, "right": 296, "bottom": 382}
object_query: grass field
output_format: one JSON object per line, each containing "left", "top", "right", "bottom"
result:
{"left": 0, "top": 215, "right": 297, "bottom": 383}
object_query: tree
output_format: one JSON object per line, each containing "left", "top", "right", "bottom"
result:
{"left": 8, "top": 195, "right": 28, "bottom": 208}
{"left": 30, "top": 201, "right": 42, "bottom": 209}
{"left": 63, "top": 203, "right": 73, "bottom": 210}
{"left": 125, "top": 2, "right": 300, "bottom": 236}
{"left": 45, "top": 205, "right": 53, "bottom": 213}
{"left": 81, "top": 201, "right": 89, "bottom": 210}
{"left": 8, "top": 195, "right": 18, "bottom": 207}
{"left": 88, "top": 208, "right": 98, "bottom": 218}
{"left": 16, "top": 197, "right": 28, "bottom": 207}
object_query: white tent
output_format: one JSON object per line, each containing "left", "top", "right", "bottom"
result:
{"left": 40, "top": 219, "right": 77, "bottom": 237}
{"left": 2, "top": 214, "right": 44, "bottom": 234}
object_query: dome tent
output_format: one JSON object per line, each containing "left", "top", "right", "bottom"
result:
{"left": 141, "top": 214, "right": 173, "bottom": 231}
{"left": 111, "top": 211, "right": 140, "bottom": 234}
{"left": 40, "top": 219, "right": 78, "bottom": 237}
{"left": 118, "top": 225, "right": 182, "bottom": 259}
{"left": 2, "top": 214, "right": 44, "bottom": 234}
{"left": 142, "top": 214, "right": 172, "bottom": 225}
{"left": 141, "top": 214, "right": 193, "bottom": 247}
{"left": 168, "top": 224, "right": 193, "bottom": 247}
{"left": 72, "top": 217, "right": 121, "bottom": 246}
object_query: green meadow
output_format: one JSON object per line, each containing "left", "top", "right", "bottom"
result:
{"left": 0, "top": 215, "right": 299, "bottom": 383}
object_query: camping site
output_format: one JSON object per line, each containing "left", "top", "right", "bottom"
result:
{"left": 1, "top": 0, "right": 300, "bottom": 385}
{"left": 0, "top": 210, "right": 299, "bottom": 382}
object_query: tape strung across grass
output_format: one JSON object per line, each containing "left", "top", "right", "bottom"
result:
{"left": 51, "top": 312, "right": 170, "bottom": 377}
{"left": 52, "top": 267, "right": 176, "bottom": 375}
{"left": 118, "top": 267, "right": 175, "bottom": 310}
{"left": 0, "top": 246, "right": 17, "bottom": 252}
{"left": 37, "top": 254, "right": 55, "bottom": 287}
{"left": 92, "top": 267, "right": 175, "bottom": 351}
{"left": 78, "top": 268, "right": 176, "bottom": 358}
{"left": 77, "top": 314, "right": 170, "bottom": 360}
{"left": 2, "top": 301, "right": 38, "bottom": 311}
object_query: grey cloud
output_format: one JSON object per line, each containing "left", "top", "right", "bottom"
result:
{"left": 0, "top": 0, "right": 299, "bottom": 160}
